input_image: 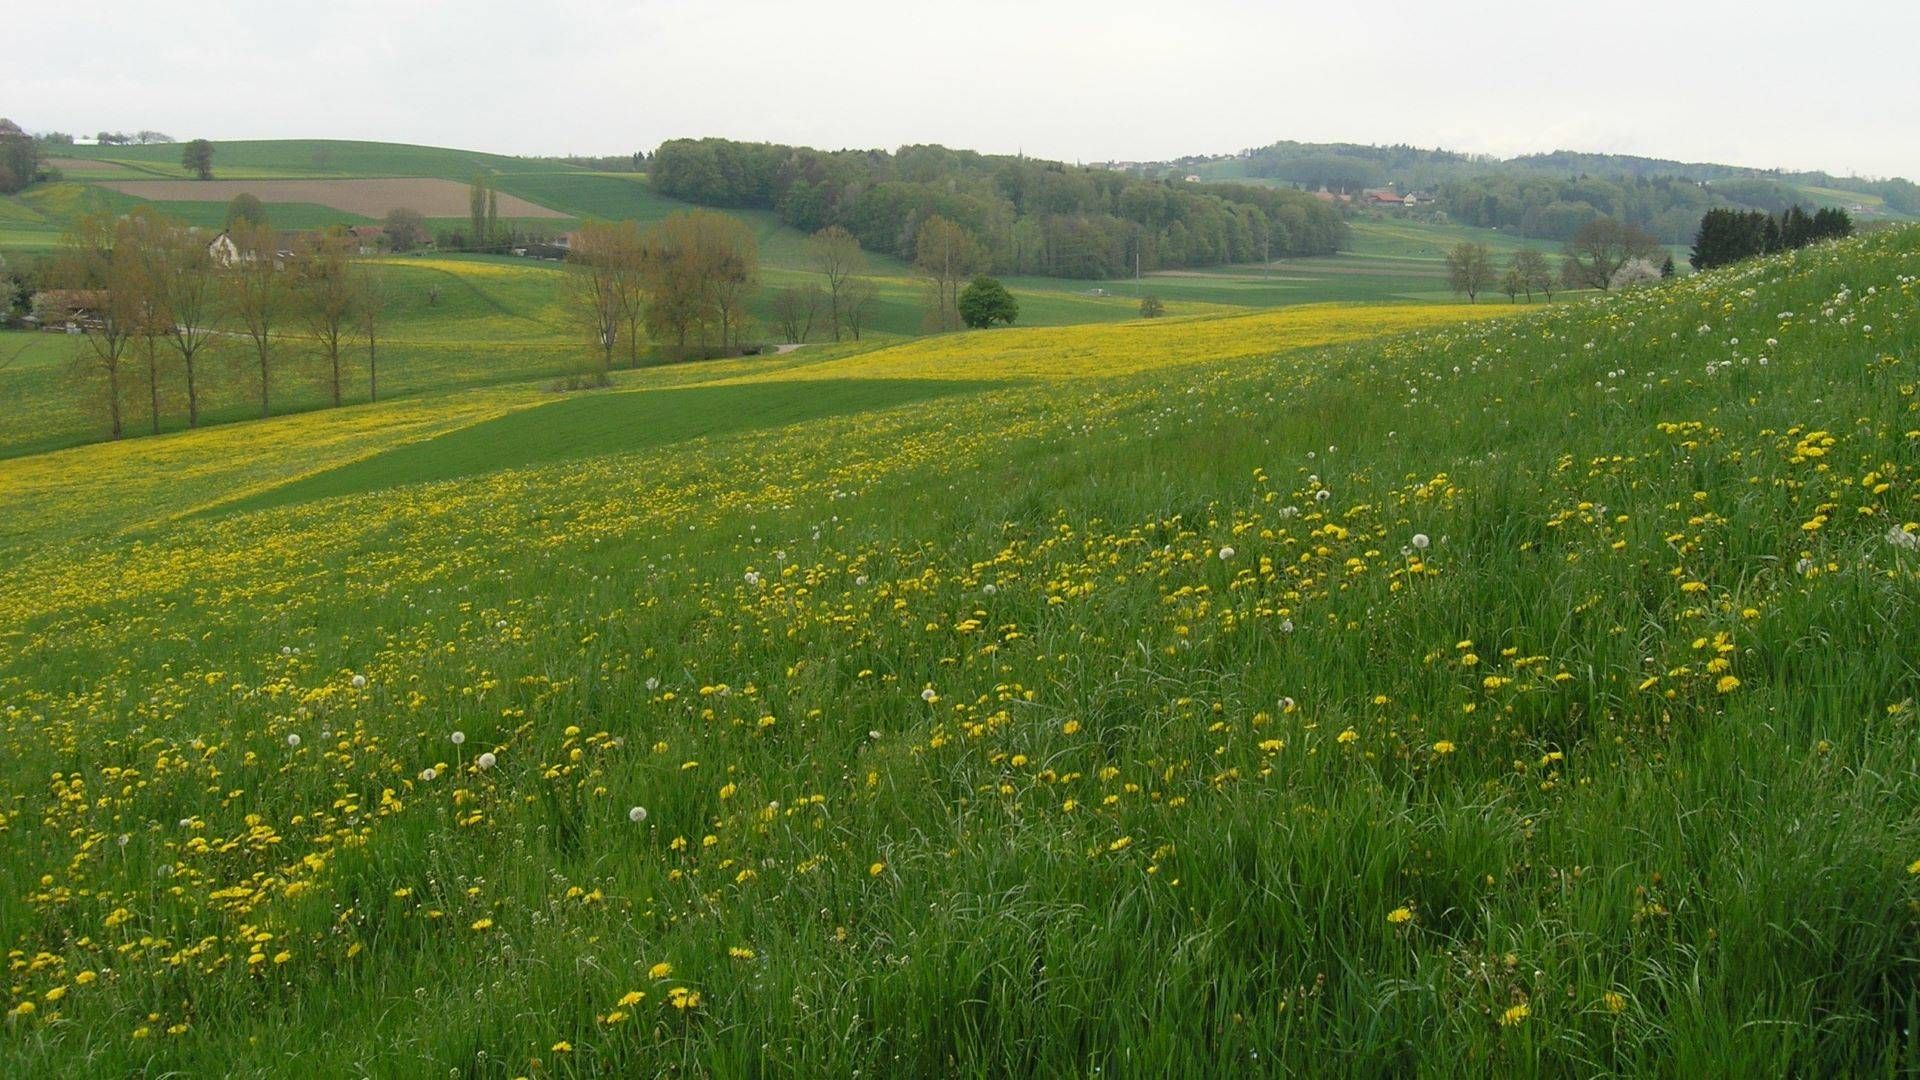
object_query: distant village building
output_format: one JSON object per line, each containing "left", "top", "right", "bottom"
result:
{"left": 207, "top": 231, "right": 243, "bottom": 267}
{"left": 1183, "top": 174, "right": 1202, "bottom": 183}
{"left": 347, "top": 226, "right": 386, "bottom": 255}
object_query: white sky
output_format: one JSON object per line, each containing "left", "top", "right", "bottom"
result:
{"left": 7, "top": 0, "right": 1918, "bottom": 179}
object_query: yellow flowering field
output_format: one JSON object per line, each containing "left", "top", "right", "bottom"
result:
{"left": 1, "top": 231, "right": 1918, "bottom": 1074}
{"left": 757, "top": 301, "right": 1510, "bottom": 381}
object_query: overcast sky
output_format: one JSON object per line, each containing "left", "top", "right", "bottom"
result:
{"left": 8, "top": 0, "right": 1918, "bottom": 179}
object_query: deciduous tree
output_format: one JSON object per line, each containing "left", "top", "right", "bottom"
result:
{"left": 294, "top": 229, "right": 357, "bottom": 406}
{"left": 222, "top": 221, "right": 284, "bottom": 417}
{"left": 1510, "top": 249, "right": 1552, "bottom": 302}
{"left": 563, "top": 219, "right": 631, "bottom": 384}
{"left": 772, "top": 284, "right": 823, "bottom": 343}
{"left": 1445, "top": 242, "right": 1496, "bottom": 302}
{"left": 809, "top": 225, "right": 865, "bottom": 341}
{"left": 0, "top": 118, "right": 44, "bottom": 194}
{"left": 913, "top": 216, "right": 985, "bottom": 332}
{"left": 226, "top": 193, "right": 268, "bottom": 229}
{"left": 958, "top": 275, "right": 1018, "bottom": 328}
{"left": 383, "top": 208, "right": 428, "bottom": 253}
{"left": 356, "top": 262, "right": 387, "bottom": 401}
{"left": 181, "top": 139, "right": 215, "bottom": 181}
{"left": 152, "top": 215, "right": 221, "bottom": 427}
{"left": 54, "top": 212, "right": 140, "bottom": 438}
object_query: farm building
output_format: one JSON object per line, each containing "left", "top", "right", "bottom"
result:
{"left": 207, "top": 231, "right": 242, "bottom": 267}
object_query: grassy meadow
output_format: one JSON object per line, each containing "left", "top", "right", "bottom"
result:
{"left": 1, "top": 223, "right": 1916, "bottom": 1075}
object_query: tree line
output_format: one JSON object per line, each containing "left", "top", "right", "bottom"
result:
{"left": 52, "top": 209, "right": 388, "bottom": 440}
{"left": 649, "top": 138, "right": 1346, "bottom": 279}
{"left": 1689, "top": 205, "right": 1853, "bottom": 270}
{"left": 1446, "top": 217, "right": 1679, "bottom": 302}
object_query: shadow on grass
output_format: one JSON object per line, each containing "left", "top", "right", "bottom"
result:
{"left": 210, "top": 377, "right": 999, "bottom": 517}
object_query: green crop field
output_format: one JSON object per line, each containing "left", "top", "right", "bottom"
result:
{"left": 0, "top": 225, "right": 1915, "bottom": 1075}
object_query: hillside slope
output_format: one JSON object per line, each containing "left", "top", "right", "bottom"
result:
{"left": 0, "top": 227, "right": 1915, "bottom": 1074}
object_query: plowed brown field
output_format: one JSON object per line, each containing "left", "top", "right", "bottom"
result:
{"left": 95, "top": 178, "right": 567, "bottom": 218}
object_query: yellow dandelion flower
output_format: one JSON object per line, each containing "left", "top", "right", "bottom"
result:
{"left": 1715, "top": 675, "right": 1740, "bottom": 694}
{"left": 1602, "top": 991, "right": 1627, "bottom": 1013}
{"left": 617, "top": 990, "right": 645, "bottom": 1007}
{"left": 649, "top": 961, "right": 673, "bottom": 979}
{"left": 1500, "top": 1002, "right": 1530, "bottom": 1027}
{"left": 1386, "top": 906, "right": 1413, "bottom": 925}
{"left": 869, "top": 861, "right": 887, "bottom": 876}
{"left": 1432, "top": 741, "right": 1456, "bottom": 755}
{"left": 470, "top": 918, "right": 494, "bottom": 932}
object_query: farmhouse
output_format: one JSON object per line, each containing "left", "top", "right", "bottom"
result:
{"left": 347, "top": 226, "right": 386, "bottom": 255}
{"left": 28, "top": 290, "right": 105, "bottom": 333}
{"left": 207, "top": 231, "right": 243, "bottom": 267}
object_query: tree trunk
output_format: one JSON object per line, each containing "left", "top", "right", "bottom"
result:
{"left": 368, "top": 333, "right": 377, "bottom": 402}
{"left": 330, "top": 346, "right": 342, "bottom": 407}
{"left": 260, "top": 346, "right": 270, "bottom": 418}
{"left": 184, "top": 353, "right": 198, "bottom": 428}
{"left": 107, "top": 364, "right": 123, "bottom": 440}
{"left": 146, "top": 344, "right": 161, "bottom": 435}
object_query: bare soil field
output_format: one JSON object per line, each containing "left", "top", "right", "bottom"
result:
{"left": 94, "top": 178, "right": 568, "bottom": 218}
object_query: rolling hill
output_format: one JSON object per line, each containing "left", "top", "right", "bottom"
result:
{"left": 0, "top": 225, "right": 1914, "bottom": 1074}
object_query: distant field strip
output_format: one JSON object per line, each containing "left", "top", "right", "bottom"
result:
{"left": 94, "top": 178, "right": 568, "bottom": 218}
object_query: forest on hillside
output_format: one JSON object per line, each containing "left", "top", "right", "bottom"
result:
{"left": 1207, "top": 141, "right": 1920, "bottom": 244}
{"left": 649, "top": 138, "right": 1346, "bottom": 279}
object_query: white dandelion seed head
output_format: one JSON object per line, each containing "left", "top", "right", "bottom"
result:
{"left": 855, "top": 574, "right": 869, "bottom": 586}
{"left": 1795, "top": 557, "right": 1815, "bottom": 574}
{"left": 1280, "top": 619, "right": 1295, "bottom": 633}
{"left": 645, "top": 677, "right": 660, "bottom": 692}
{"left": 1218, "top": 546, "right": 1236, "bottom": 561}
{"left": 921, "top": 688, "right": 938, "bottom": 703}
{"left": 450, "top": 731, "right": 466, "bottom": 746}
{"left": 1411, "top": 533, "right": 1430, "bottom": 550}
{"left": 1315, "top": 489, "right": 1331, "bottom": 502}
{"left": 419, "top": 767, "right": 437, "bottom": 782}
{"left": 628, "top": 806, "right": 648, "bottom": 823}
{"left": 350, "top": 674, "right": 367, "bottom": 690}
{"left": 477, "top": 752, "right": 497, "bottom": 770}
{"left": 285, "top": 733, "right": 301, "bottom": 748}
{"left": 983, "top": 583, "right": 997, "bottom": 595}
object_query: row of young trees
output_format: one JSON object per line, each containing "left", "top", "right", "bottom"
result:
{"left": 1689, "top": 205, "right": 1853, "bottom": 270}
{"left": 563, "top": 209, "right": 762, "bottom": 382}
{"left": 56, "top": 211, "right": 387, "bottom": 440}
{"left": 650, "top": 138, "right": 1346, "bottom": 278}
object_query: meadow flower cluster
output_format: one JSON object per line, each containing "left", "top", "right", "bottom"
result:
{"left": 1, "top": 229, "right": 1917, "bottom": 1074}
